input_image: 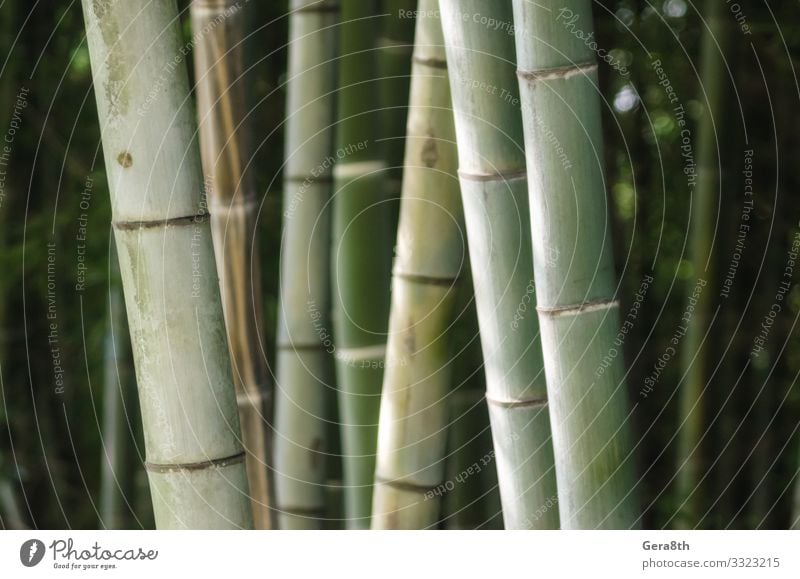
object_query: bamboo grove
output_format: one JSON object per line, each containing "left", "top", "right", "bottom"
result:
{"left": 0, "top": 0, "right": 799, "bottom": 531}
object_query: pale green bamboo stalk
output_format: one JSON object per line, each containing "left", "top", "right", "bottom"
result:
{"left": 191, "top": 0, "right": 273, "bottom": 530}
{"left": 511, "top": 0, "right": 639, "bottom": 528}
{"left": 332, "top": 0, "right": 394, "bottom": 529}
{"left": 274, "top": 0, "right": 338, "bottom": 530}
{"left": 81, "top": 0, "right": 252, "bottom": 529}
{"left": 439, "top": 0, "right": 559, "bottom": 529}
{"left": 676, "top": 0, "right": 730, "bottom": 527}
{"left": 371, "top": 0, "right": 463, "bottom": 529}
{"left": 99, "top": 248, "right": 135, "bottom": 529}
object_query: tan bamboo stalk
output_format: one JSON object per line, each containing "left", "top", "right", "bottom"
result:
{"left": 81, "top": 0, "right": 253, "bottom": 529}
{"left": 370, "top": 0, "right": 463, "bottom": 529}
{"left": 191, "top": 0, "right": 272, "bottom": 530}
{"left": 274, "top": 0, "right": 339, "bottom": 530}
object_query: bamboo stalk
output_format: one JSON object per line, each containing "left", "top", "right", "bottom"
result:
{"left": 99, "top": 248, "right": 136, "bottom": 529}
{"left": 80, "top": 0, "right": 253, "bottom": 529}
{"left": 370, "top": 0, "right": 464, "bottom": 529}
{"left": 439, "top": 0, "right": 559, "bottom": 529}
{"left": 676, "top": 0, "right": 730, "bottom": 527}
{"left": 190, "top": 0, "right": 272, "bottom": 530}
{"left": 332, "top": 0, "right": 394, "bottom": 529}
{"left": 274, "top": 0, "right": 338, "bottom": 530}
{"left": 378, "top": 0, "right": 416, "bottom": 215}
{"left": 511, "top": 0, "right": 639, "bottom": 528}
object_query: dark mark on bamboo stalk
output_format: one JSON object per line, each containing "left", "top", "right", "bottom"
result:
{"left": 145, "top": 450, "right": 245, "bottom": 473}
{"left": 394, "top": 270, "right": 459, "bottom": 287}
{"left": 112, "top": 212, "right": 210, "bottom": 230}
{"left": 486, "top": 394, "right": 548, "bottom": 409}
{"left": 412, "top": 55, "right": 447, "bottom": 70}
{"left": 457, "top": 168, "right": 527, "bottom": 183}
{"left": 517, "top": 62, "right": 598, "bottom": 82}
{"left": 375, "top": 475, "right": 440, "bottom": 495}
{"left": 537, "top": 298, "right": 619, "bottom": 318}
{"left": 116, "top": 151, "right": 133, "bottom": 168}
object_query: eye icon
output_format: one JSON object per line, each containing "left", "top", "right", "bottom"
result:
{"left": 20, "top": 539, "right": 46, "bottom": 567}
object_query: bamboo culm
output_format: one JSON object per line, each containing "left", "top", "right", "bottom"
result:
{"left": 191, "top": 0, "right": 273, "bottom": 530}
{"left": 675, "top": 0, "right": 731, "bottom": 528}
{"left": 439, "top": 0, "right": 559, "bottom": 529}
{"left": 371, "top": 0, "right": 465, "bottom": 529}
{"left": 332, "top": 0, "right": 395, "bottom": 529}
{"left": 99, "top": 248, "right": 136, "bottom": 529}
{"left": 274, "top": 0, "right": 339, "bottom": 530}
{"left": 81, "top": 0, "right": 252, "bottom": 529}
{"left": 511, "top": 0, "right": 639, "bottom": 528}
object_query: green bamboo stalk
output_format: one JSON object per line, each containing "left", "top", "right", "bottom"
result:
{"left": 191, "top": 0, "right": 273, "bottom": 530}
{"left": 676, "top": 0, "right": 730, "bottom": 527}
{"left": 274, "top": 0, "right": 338, "bottom": 530}
{"left": 332, "top": 0, "right": 394, "bottom": 529}
{"left": 378, "top": 0, "right": 416, "bottom": 210}
{"left": 99, "top": 248, "right": 135, "bottom": 529}
{"left": 370, "top": 0, "right": 463, "bottom": 529}
{"left": 511, "top": 0, "right": 639, "bottom": 528}
{"left": 81, "top": 0, "right": 253, "bottom": 529}
{"left": 439, "top": 0, "right": 559, "bottom": 529}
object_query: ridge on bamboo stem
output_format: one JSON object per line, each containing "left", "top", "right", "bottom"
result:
{"left": 80, "top": 0, "right": 253, "bottom": 529}
{"left": 370, "top": 0, "right": 465, "bottom": 530}
{"left": 332, "top": 0, "right": 394, "bottom": 529}
{"left": 274, "top": 0, "right": 339, "bottom": 530}
{"left": 511, "top": 0, "right": 640, "bottom": 528}
{"left": 191, "top": 0, "right": 273, "bottom": 530}
{"left": 439, "top": 0, "right": 559, "bottom": 529}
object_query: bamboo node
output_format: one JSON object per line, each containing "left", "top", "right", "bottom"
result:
{"left": 537, "top": 298, "right": 619, "bottom": 318}
{"left": 517, "top": 61, "right": 598, "bottom": 82}
{"left": 144, "top": 450, "right": 246, "bottom": 473}
{"left": 457, "top": 168, "right": 527, "bottom": 183}
{"left": 486, "top": 394, "right": 548, "bottom": 409}
{"left": 112, "top": 212, "right": 210, "bottom": 230}
{"left": 374, "top": 475, "right": 441, "bottom": 495}
{"left": 412, "top": 55, "right": 448, "bottom": 70}
{"left": 393, "top": 270, "right": 460, "bottom": 287}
